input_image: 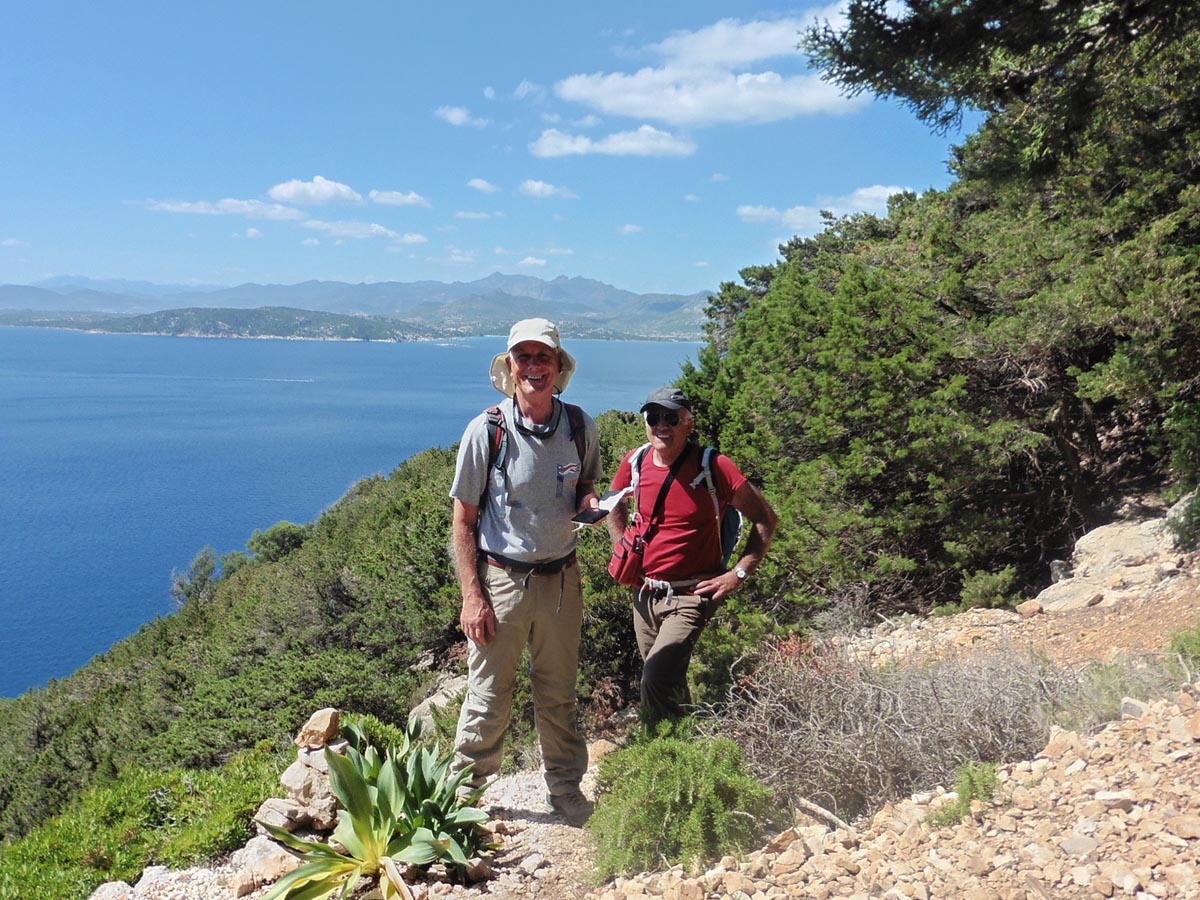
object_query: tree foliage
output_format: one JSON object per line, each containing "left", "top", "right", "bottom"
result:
{"left": 684, "top": 0, "right": 1200, "bottom": 615}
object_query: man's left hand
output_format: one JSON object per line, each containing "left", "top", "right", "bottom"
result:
{"left": 694, "top": 570, "right": 741, "bottom": 604}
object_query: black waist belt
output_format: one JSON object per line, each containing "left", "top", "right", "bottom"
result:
{"left": 481, "top": 550, "right": 577, "bottom": 575}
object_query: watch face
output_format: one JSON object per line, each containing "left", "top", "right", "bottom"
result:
{"left": 735, "top": 567, "right": 747, "bottom": 580}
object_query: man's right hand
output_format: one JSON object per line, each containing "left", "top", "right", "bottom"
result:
{"left": 461, "top": 593, "right": 497, "bottom": 647}
{"left": 452, "top": 499, "right": 497, "bottom": 647}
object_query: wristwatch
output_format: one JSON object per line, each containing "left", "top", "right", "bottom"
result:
{"left": 734, "top": 567, "right": 748, "bottom": 581}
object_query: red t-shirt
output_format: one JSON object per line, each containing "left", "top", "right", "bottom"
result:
{"left": 610, "top": 443, "right": 747, "bottom": 580}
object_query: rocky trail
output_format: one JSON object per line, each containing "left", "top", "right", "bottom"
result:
{"left": 92, "top": 502, "right": 1200, "bottom": 900}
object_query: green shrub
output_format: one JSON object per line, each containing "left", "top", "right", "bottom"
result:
{"left": 1169, "top": 624, "right": 1200, "bottom": 682}
{"left": 1165, "top": 401, "right": 1200, "bottom": 493}
{"left": 0, "top": 750, "right": 281, "bottom": 900}
{"left": 958, "top": 567, "right": 1018, "bottom": 611}
{"left": 343, "top": 713, "right": 412, "bottom": 757}
{"left": 926, "top": 761, "right": 998, "bottom": 827}
{"left": 588, "top": 724, "right": 783, "bottom": 880}
{"left": 1166, "top": 491, "right": 1200, "bottom": 552}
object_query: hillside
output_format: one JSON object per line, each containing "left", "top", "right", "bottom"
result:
{"left": 0, "top": 274, "right": 710, "bottom": 340}
{"left": 0, "top": 306, "right": 436, "bottom": 341}
{"left": 85, "top": 511, "right": 1200, "bottom": 900}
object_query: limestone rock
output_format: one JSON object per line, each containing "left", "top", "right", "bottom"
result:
{"left": 293, "top": 707, "right": 340, "bottom": 748}
{"left": 87, "top": 884, "right": 131, "bottom": 900}
{"left": 254, "top": 797, "right": 308, "bottom": 833}
{"left": 231, "top": 835, "right": 302, "bottom": 895}
{"left": 1016, "top": 599, "right": 1044, "bottom": 618}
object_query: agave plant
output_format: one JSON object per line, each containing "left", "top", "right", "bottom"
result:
{"left": 261, "top": 716, "right": 494, "bottom": 900}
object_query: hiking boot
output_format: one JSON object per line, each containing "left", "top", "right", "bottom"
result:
{"left": 548, "top": 789, "right": 594, "bottom": 827}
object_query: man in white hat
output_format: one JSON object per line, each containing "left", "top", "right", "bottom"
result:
{"left": 448, "top": 318, "right": 602, "bottom": 825}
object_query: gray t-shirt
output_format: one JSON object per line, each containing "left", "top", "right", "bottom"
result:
{"left": 450, "top": 397, "right": 602, "bottom": 564}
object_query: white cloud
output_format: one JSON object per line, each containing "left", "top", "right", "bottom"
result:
{"left": 442, "top": 246, "right": 476, "bottom": 264}
{"left": 456, "top": 211, "right": 493, "bottom": 220}
{"left": 468, "top": 178, "right": 500, "bottom": 194}
{"left": 436, "top": 105, "right": 490, "bottom": 127}
{"left": 684, "top": 193, "right": 700, "bottom": 203}
{"left": 530, "top": 125, "right": 695, "bottom": 158}
{"left": 652, "top": 17, "right": 815, "bottom": 68}
{"left": 694, "top": 260, "right": 711, "bottom": 268}
{"left": 737, "top": 184, "right": 908, "bottom": 233}
{"left": 268, "top": 175, "right": 362, "bottom": 205}
{"left": 519, "top": 179, "right": 578, "bottom": 200}
{"left": 1, "top": 238, "right": 26, "bottom": 247}
{"left": 519, "top": 256, "right": 548, "bottom": 267}
{"left": 369, "top": 189, "right": 431, "bottom": 207}
{"left": 558, "top": 68, "right": 852, "bottom": 126}
{"left": 244, "top": 227, "right": 263, "bottom": 239}
{"left": 556, "top": 16, "right": 862, "bottom": 126}
{"left": 483, "top": 86, "right": 496, "bottom": 100}
{"left": 302, "top": 238, "right": 320, "bottom": 246}
{"left": 541, "top": 247, "right": 574, "bottom": 256}
{"left": 711, "top": 172, "right": 730, "bottom": 182}
{"left": 302, "top": 219, "right": 429, "bottom": 244}
{"left": 574, "top": 114, "right": 601, "bottom": 127}
{"left": 618, "top": 224, "right": 643, "bottom": 236}
{"left": 514, "top": 80, "right": 543, "bottom": 101}
{"left": 736, "top": 204, "right": 783, "bottom": 224}
{"left": 147, "top": 198, "right": 306, "bottom": 221}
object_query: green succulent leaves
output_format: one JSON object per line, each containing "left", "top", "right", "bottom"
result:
{"left": 261, "top": 716, "right": 495, "bottom": 900}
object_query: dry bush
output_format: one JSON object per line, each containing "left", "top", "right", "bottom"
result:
{"left": 702, "top": 638, "right": 1080, "bottom": 822}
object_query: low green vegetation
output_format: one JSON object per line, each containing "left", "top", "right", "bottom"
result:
{"left": 1170, "top": 624, "right": 1200, "bottom": 675}
{"left": 0, "top": 749, "right": 281, "bottom": 900}
{"left": 926, "top": 762, "right": 1000, "bottom": 827}
{"left": 588, "top": 723, "right": 785, "bottom": 881}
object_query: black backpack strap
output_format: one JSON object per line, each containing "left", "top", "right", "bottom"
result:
{"left": 641, "top": 448, "right": 688, "bottom": 544}
{"left": 484, "top": 405, "right": 507, "bottom": 471}
{"left": 563, "top": 402, "right": 587, "bottom": 464}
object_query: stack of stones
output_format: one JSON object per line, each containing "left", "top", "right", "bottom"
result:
{"left": 232, "top": 708, "right": 348, "bottom": 897}
{"left": 589, "top": 685, "right": 1200, "bottom": 900}
{"left": 253, "top": 707, "right": 344, "bottom": 835}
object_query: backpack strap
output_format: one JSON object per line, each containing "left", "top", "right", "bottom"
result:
{"left": 489, "top": 401, "right": 586, "bottom": 472}
{"left": 484, "top": 405, "right": 508, "bottom": 471}
{"left": 563, "top": 402, "right": 587, "bottom": 465}
{"left": 629, "top": 442, "right": 652, "bottom": 520}
{"left": 688, "top": 446, "right": 722, "bottom": 519}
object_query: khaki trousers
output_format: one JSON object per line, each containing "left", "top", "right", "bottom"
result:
{"left": 452, "top": 559, "right": 588, "bottom": 797}
{"left": 632, "top": 589, "right": 716, "bottom": 724}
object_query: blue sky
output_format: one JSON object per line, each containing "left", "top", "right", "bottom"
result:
{"left": 1, "top": 2, "right": 972, "bottom": 296}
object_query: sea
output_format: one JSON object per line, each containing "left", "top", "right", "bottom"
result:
{"left": 0, "top": 327, "right": 701, "bottom": 698}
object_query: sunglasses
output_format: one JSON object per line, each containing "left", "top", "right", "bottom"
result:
{"left": 644, "top": 409, "right": 681, "bottom": 427}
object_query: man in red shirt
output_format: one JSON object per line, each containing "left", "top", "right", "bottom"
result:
{"left": 607, "top": 386, "right": 777, "bottom": 723}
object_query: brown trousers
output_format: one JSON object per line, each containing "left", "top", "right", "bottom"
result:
{"left": 452, "top": 560, "right": 588, "bottom": 797}
{"left": 632, "top": 588, "right": 716, "bottom": 724}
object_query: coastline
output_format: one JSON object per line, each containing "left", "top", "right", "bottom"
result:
{"left": 0, "top": 322, "right": 701, "bottom": 343}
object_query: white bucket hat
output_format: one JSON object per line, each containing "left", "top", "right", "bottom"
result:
{"left": 489, "top": 318, "right": 577, "bottom": 395}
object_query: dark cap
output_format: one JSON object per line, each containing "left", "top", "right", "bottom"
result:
{"left": 640, "top": 385, "right": 691, "bottom": 412}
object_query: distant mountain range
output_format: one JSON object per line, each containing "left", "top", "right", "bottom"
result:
{"left": 0, "top": 274, "right": 712, "bottom": 340}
